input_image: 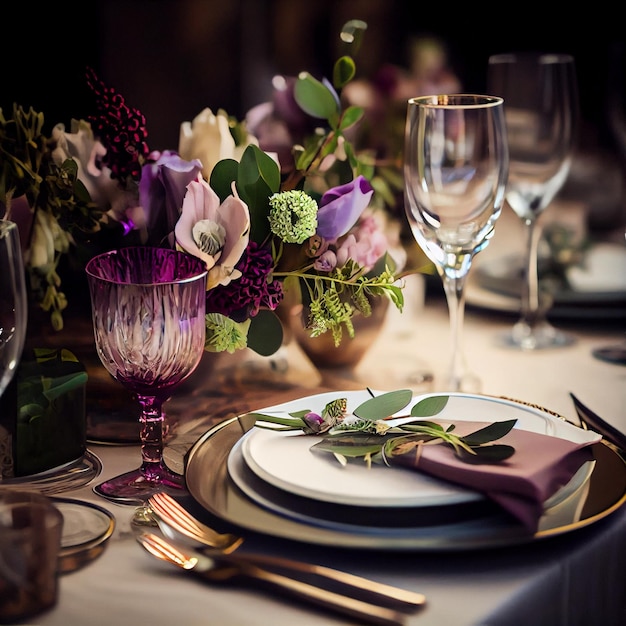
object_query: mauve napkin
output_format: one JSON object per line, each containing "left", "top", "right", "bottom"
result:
{"left": 388, "top": 421, "right": 597, "bottom": 533}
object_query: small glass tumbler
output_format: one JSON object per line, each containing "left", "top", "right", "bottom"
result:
{"left": 0, "top": 491, "right": 64, "bottom": 624}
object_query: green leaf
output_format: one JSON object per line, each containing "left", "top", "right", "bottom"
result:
{"left": 249, "top": 414, "right": 304, "bottom": 429}
{"left": 236, "top": 145, "right": 280, "bottom": 242}
{"left": 353, "top": 389, "right": 413, "bottom": 421}
{"left": 458, "top": 444, "right": 516, "bottom": 463}
{"left": 294, "top": 72, "right": 340, "bottom": 120}
{"left": 239, "top": 144, "right": 280, "bottom": 193}
{"left": 337, "top": 105, "right": 364, "bottom": 131}
{"left": 401, "top": 420, "right": 447, "bottom": 434}
{"left": 209, "top": 158, "right": 239, "bottom": 202}
{"left": 311, "top": 437, "right": 383, "bottom": 458}
{"left": 333, "top": 55, "right": 356, "bottom": 89}
{"left": 246, "top": 310, "right": 283, "bottom": 356}
{"left": 410, "top": 395, "right": 449, "bottom": 417}
{"left": 461, "top": 420, "right": 517, "bottom": 446}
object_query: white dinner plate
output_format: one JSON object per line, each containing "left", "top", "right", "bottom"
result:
{"left": 229, "top": 434, "right": 596, "bottom": 535}
{"left": 236, "top": 390, "right": 599, "bottom": 509}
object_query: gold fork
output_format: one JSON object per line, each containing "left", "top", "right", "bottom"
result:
{"left": 136, "top": 531, "right": 414, "bottom": 626}
{"left": 139, "top": 498, "right": 244, "bottom": 554}
{"left": 148, "top": 492, "right": 426, "bottom": 610}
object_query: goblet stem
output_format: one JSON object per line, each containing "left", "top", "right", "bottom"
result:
{"left": 441, "top": 272, "right": 480, "bottom": 393}
{"left": 137, "top": 395, "right": 173, "bottom": 480}
{"left": 503, "top": 216, "right": 575, "bottom": 350}
{"left": 522, "top": 218, "right": 542, "bottom": 324}
{"left": 93, "top": 394, "right": 185, "bottom": 504}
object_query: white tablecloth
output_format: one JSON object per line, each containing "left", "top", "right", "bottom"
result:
{"left": 35, "top": 206, "right": 626, "bottom": 626}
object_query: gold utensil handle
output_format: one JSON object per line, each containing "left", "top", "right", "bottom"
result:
{"left": 231, "top": 552, "right": 426, "bottom": 608}
{"left": 212, "top": 560, "right": 412, "bottom": 626}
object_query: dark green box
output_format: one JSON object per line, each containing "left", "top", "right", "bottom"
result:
{"left": 0, "top": 348, "right": 87, "bottom": 477}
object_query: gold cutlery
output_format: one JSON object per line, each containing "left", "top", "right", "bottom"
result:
{"left": 133, "top": 503, "right": 244, "bottom": 554}
{"left": 148, "top": 492, "right": 242, "bottom": 550}
{"left": 147, "top": 492, "right": 426, "bottom": 609}
{"left": 135, "top": 531, "right": 416, "bottom": 626}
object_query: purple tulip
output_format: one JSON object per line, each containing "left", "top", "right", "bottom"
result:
{"left": 139, "top": 150, "right": 203, "bottom": 246}
{"left": 315, "top": 175, "right": 374, "bottom": 241}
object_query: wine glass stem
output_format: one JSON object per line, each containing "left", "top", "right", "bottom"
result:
{"left": 442, "top": 273, "right": 472, "bottom": 392}
{"left": 520, "top": 218, "right": 544, "bottom": 329}
{"left": 137, "top": 395, "right": 166, "bottom": 474}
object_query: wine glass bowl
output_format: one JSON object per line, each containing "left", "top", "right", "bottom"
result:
{"left": 0, "top": 220, "right": 27, "bottom": 399}
{"left": 86, "top": 247, "right": 207, "bottom": 504}
{"left": 404, "top": 94, "right": 509, "bottom": 392}
{"left": 488, "top": 53, "right": 578, "bottom": 350}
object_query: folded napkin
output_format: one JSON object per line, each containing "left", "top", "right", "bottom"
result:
{"left": 387, "top": 421, "right": 598, "bottom": 533}
{"left": 570, "top": 393, "right": 626, "bottom": 454}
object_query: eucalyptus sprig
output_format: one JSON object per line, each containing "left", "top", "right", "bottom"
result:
{"left": 248, "top": 389, "right": 517, "bottom": 466}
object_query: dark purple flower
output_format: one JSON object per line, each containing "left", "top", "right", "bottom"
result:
{"left": 86, "top": 67, "right": 150, "bottom": 186}
{"left": 205, "top": 241, "right": 283, "bottom": 319}
{"left": 316, "top": 175, "right": 374, "bottom": 241}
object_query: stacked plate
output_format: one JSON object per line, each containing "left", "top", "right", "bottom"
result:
{"left": 185, "top": 391, "right": 620, "bottom": 551}
{"left": 466, "top": 243, "right": 626, "bottom": 320}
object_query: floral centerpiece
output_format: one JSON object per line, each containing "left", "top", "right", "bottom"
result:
{"left": 0, "top": 19, "right": 422, "bottom": 358}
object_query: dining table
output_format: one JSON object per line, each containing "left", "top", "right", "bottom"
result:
{"left": 24, "top": 203, "right": 626, "bottom": 626}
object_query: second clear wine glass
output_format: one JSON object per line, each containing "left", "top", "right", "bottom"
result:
{"left": 86, "top": 247, "right": 207, "bottom": 504}
{"left": 0, "top": 220, "right": 27, "bottom": 399}
{"left": 488, "top": 53, "right": 579, "bottom": 350}
{"left": 404, "top": 95, "right": 509, "bottom": 392}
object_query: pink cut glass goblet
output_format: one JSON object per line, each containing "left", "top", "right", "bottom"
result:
{"left": 86, "top": 247, "right": 207, "bottom": 505}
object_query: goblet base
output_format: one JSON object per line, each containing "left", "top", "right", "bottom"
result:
{"left": 499, "top": 320, "right": 576, "bottom": 351}
{"left": 93, "top": 465, "right": 186, "bottom": 505}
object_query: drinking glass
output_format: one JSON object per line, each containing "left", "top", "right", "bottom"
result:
{"left": 488, "top": 53, "right": 579, "bottom": 349}
{"left": 0, "top": 220, "right": 27, "bottom": 399}
{"left": 404, "top": 95, "right": 509, "bottom": 392}
{"left": 86, "top": 247, "right": 207, "bottom": 504}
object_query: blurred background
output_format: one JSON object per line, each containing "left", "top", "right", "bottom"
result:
{"left": 2, "top": 0, "right": 624, "bottom": 233}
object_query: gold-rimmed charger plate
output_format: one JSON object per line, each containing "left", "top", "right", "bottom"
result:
{"left": 185, "top": 396, "right": 626, "bottom": 551}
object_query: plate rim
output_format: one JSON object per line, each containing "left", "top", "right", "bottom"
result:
{"left": 51, "top": 496, "right": 116, "bottom": 574}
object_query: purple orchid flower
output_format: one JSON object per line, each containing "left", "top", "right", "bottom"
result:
{"left": 139, "top": 150, "right": 203, "bottom": 246}
{"left": 315, "top": 175, "right": 374, "bottom": 241}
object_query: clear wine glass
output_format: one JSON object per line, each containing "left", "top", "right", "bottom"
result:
{"left": 488, "top": 53, "right": 579, "bottom": 350}
{"left": 404, "top": 95, "right": 509, "bottom": 392}
{"left": 86, "top": 247, "right": 207, "bottom": 504}
{"left": 0, "top": 220, "right": 27, "bottom": 399}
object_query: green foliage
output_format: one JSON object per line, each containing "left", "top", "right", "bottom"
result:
{"left": 249, "top": 389, "right": 518, "bottom": 466}
{"left": 333, "top": 56, "right": 357, "bottom": 89}
{"left": 246, "top": 309, "right": 284, "bottom": 356}
{"left": 294, "top": 72, "right": 340, "bottom": 121}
